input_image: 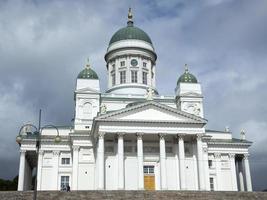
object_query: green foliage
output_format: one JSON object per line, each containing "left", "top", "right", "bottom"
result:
{"left": 0, "top": 176, "right": 18, "bottom": 191}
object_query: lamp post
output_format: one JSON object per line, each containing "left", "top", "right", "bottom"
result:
{"left": 16, "top": 110, "right": 61, "bottom": 200}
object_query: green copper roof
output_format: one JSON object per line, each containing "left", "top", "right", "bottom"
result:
{"left": 177, "top": 65, "right": 198, "bottom": 84}
{"left": 109, "top": 23, "right": 152, "bottom": 45}
{"left": 77, "top": 67, "right": 98, "bottom": 79}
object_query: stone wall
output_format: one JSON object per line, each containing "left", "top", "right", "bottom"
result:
{"left": 0, "top": 191, "right": 267, "bottom": 200}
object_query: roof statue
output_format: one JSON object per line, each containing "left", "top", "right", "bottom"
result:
{"left": 146, "top": 87, "right": 154, "bottom": 101}
{"left": 241, "top": 129, "right": 246, "bottom": 140}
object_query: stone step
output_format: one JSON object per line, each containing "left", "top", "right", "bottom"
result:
{"left": 0, "top": 191, "right": 267, "bottom": 200}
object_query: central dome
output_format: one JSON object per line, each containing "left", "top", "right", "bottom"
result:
{"left": 109, "top": 25, "right": 152, "bottom": 45}
{"left": 109, "top": 8, "right": 152, "bottom": 46}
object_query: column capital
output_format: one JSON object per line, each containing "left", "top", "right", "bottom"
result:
{"left": 117, "top": 132, "right": 125, "bottom": 138}
{"left": 243, "top": 154, "right": 249, "bottom": 160}
{"left": 136, "top": 133, "right": 143, "bottom": 140}
{"left": 39, "top": 150, "right": 45, "bottom": 155}
{"left": 229, "top": 153, "right": 236, "bottom": 159}
{"left": 158, "top": 133, "right": 166, "bottom": 139}
{"left": 98, "top": 132, "right": 105, "bottom": 138}
{"left": 203, "top": 147, "right": 208, "bottom": 153}
{"left": 73, "top": 146, "right": 80, "bottom": 151}
{"left": 214, "top": 152, "right": 221, "bottom": 159}
{"left": 20, "top": 149, "right": 26, "bottom": 154}
{"left": 196, "top": 133, "right": 204, "bottom": 141}
{"left": 53, "top": 150, "right": 60, "bottom": 156}
{"left": 177, "top": 134, "right": 185, "bottom": 141}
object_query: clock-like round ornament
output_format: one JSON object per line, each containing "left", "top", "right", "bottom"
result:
{"left": 131, "top": 59, "right": 138, "bottom": 66}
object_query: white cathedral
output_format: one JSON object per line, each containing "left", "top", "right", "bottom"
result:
{"left": 17, "top": 10, "right": 253, "bottom": 192}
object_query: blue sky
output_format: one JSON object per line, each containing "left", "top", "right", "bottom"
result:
{"left": 0, "top": 0, "right": 267, "bottom": 191}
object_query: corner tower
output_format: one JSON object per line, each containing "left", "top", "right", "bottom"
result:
{"left": 175, "top": 64, "right": 204, "bottom": 118}
{"left": 104, "top": 8, "right": 158, "bottom": 95}
{"left": 74, "top": 60, "right": 100, "bottom": 131}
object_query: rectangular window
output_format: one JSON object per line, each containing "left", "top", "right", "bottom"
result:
{"left": 131, "top": 71, "right": 138, "bottom": 83}
{"left": 120, "top": 71, "right": 126, "bottom": 84}
{"left": 60, "top": 176, "right": 69, "bottom": 190}
{"left": 143, "top": 62, "right": 147, "bottom": 67}
{"left": 208, "top": 160, "right": 212, "bottom": 168}
{"left": 120, "top": 61, "right": 125, "bottom": 67}
{"left": 61, "top": 158, "right": 70, "bottom": 165}
{"left": 142, "top": 72, "right": 147, "bottom": 84}
{"left": 210, "top": 177, "right": 214, "bottom": 191}
{"left": 144, "top": 166, "right": 154, "bottom": 174}
{"left": 111, "top": 72, "right": 115, "bottom": 86}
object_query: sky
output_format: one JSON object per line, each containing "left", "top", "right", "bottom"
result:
{"left": 0, "top": 0, "right": 266, "bottom": 191}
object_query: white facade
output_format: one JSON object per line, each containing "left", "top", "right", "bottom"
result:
{"left": 17, "top": 11, "right": 253, "bottom": 192}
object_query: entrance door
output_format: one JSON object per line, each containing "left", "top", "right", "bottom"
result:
{"left": 144, "top": 165, "right": 155, "bottom": 190}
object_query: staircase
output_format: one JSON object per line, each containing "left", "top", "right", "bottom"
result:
{"left": 0, "top": 191, "right": 267, "bottom": 200}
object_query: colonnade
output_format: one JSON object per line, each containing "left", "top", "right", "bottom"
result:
{"left": 96, "top": 132, "right": 207, "bottom": 190}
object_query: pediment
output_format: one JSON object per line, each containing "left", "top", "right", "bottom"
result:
{"left": 96, "top": 101, "right": 207, "bottom": 124}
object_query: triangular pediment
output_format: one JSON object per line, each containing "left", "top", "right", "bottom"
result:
{"left": 96, "top": 101, "right": 207, "bottom": 124}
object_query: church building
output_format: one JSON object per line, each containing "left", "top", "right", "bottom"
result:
{"left": 16, "top": 9, "right": 253, "bottom": 191}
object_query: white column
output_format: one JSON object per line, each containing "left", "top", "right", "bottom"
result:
{"left": 137, "top": 133, "right": 144, "bottom": 190}
{"left": 203, "top": 147, "right": 210, "bottom": 191}
{"left": 53, "top": 150, "right": 60, "bottom": 190}
{"left": 244, "top": 154, "right": 252, "bottom": 191}
{"left": 37, "top": 150, "right": 44, "bottom": 190}
{"left": 229, "top": 154, "right": 238, "bottom": 191}
{"left": 159, "top": 133, "right": 167, "bottom": 190}
{"left": 18, "top": 150, "right": 26, "bottom": 191}
{"left": 214, "top": 153, "right": 221, "bottom": 191}
{"left": 178, "top": 134, "right": 186, "bottom": 190}
{"left": 118, "top": 133, "right": 125, "bottom": 189}
{"left": 97, "top": 132, "right": 105, "bottom": 189}
{"left": 196, "top": 134, "right": 205, "bottom": 190}
{"left": 72, "top": 146, "right": 80, "bottom": 190}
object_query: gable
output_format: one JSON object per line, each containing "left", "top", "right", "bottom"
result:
{"left": 96, "top": 101, "right": 207, "bottom": 124}
{"left": 119, "top": 107, "right": 187, "bottom": 121}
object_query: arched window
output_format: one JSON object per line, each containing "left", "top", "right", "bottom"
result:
{"left": 83, "top": 102, "right": 92, "bottom": 118}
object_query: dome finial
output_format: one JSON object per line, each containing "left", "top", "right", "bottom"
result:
{"left": 185, "top": 64, "right": 189, "bottom": 74}
{"left": 127, "top": 7, "right": 134, "bottom": 26}
{"left": 85, "top": 58, "right": 90, "bottom": 69}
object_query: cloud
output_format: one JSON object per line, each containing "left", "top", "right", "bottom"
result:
{"left": 0, "top": 0, "right": 266, "bottom": 190}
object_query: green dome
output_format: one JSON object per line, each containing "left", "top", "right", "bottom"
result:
{"left": 109, "top": 24, "right": 152, "bottom": 45}
{"left": 77, "top": 67, "right": 98, "bottom": 79}
{"left": 177, "top": 67, "right": 198, "bottom": 84}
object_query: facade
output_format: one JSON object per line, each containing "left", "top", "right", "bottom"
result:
{"left": 17, "top": 10, "right": 253, "bottom": 191}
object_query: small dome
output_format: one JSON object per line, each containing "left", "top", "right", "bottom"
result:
{"left": 109, "top": 8, "right": 152, "bottom": 45}
{"left": 77, "top": 61, "right": 98, "bottom": 79}
{"left": 177, "top": 65, "right": 198, "bottom": 84}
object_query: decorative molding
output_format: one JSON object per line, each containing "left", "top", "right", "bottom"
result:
{"left": 243, "top": 154, "right": 249, "bottom": 160}
{"left": 38, "top": 150, "right": 44, "bottom": 155}
{"left": 73, "top": 146, "right": 80, "bottom": 151}
{"left": 229, "top": 153, "right": 236, "bottom": 159}
{"left": 196, "top": 133, "right": 204, "bottom": 141}
{"left": 53, "top": 150, "right": 60, "bottom": 156}
{"left": 136, "top": 133, "right": 143, "bottom": 140}
{"left": 178, "top": 134, "right": 185, "bottom": 141}
{"left": 158, "top": 133, "right": 166, "bottom": 140}
{"left": 214, "top": 153, "right": 221, "bottom": 159}
{"left": 20, "top": 149, "right": 26, "bottom": 154}
{"left": 117, "top": 132, "right": 125, "bottom": 138}
{"left": 98, "top": 132, "right": 105, "bottom": 138}
{"left": 203, "top": 147, "right": 208, "bottom": 153}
